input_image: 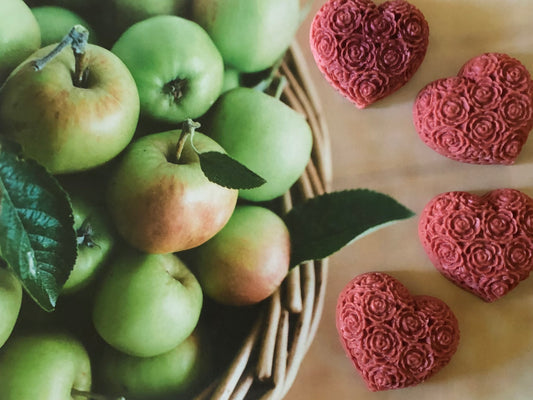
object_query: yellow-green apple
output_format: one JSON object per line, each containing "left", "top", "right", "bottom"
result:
{"left": 0, "top": 267, "right": 22, "bottom": 348}
{"left": 106, "top": 126, "right": 238, "bottom": 254}
{"left": 191, "top": 205, "right": 290, "bottom": 306}
{"left": 61, "top": 191, "right": 116, "bottom": 294}
{"left": 111, "top": 15, "right": 223, "bottom": 124}
{"left": 192, "top": 0, "right": 300, "bottom": 72}
{"left": 203, "top": 87, "right": 312, "bottom": 202}
{"left": 0, "top": 331, "right": 92, "bottom": 400}
{"left": 96, "top": 331, "right": 204, "bottom": 400}
{"left": 92, "top": 249, "right": 203, "bottom": 357}
{"left": 0, "top": 30, "right": 140, "bottom": 174}
{"left": 31, "top": 6, "right": 98, "bottom": 46}
{"left": 0, "top": 0, "right": 41, "bottom": 83}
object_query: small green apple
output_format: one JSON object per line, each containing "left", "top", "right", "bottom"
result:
{"left": 221, "top": 66, "right": 241, "bottom": 94}
{"left": 26, "top": 0, "right": 109, "bottom": 46}
{"left": 0, "top": 331, "right": 92, "bottom": 400}
{"left": 111, "top": 15, "right": 224, "bottom": 124}
{"left": 0, "top": 0, "right": 41, "bottom": 83}
{"left": 92, "top": 249, "right": 203, "bottom": 357}
{"left": 192, "top": 0, "right": 300, "bottom": 73}
{"left": 96, "top": 331, "right": 204, "bottom": 400}
{"left": 0, "top": 267, "right": 22, "bottom": 349}
{"left": 31, "top": 6, "right": 98, "bottom": 47}
{"left": 106, "top": 126, "right": 238, "bottom": 254}
{"left": 61, "top": 191, "right": 116, "bottom": 294}
{"left": 191, "top": 205, "right": 290, "bottom": 306}
{"left": 0, "top": 34, "right": 140, "bottom": 174}
{"left": 203, "top": 86, "right": 313, "bottom": 202}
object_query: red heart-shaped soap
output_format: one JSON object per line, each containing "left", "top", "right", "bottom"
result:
{"left": 310, "top": 0, "right": 429, "bottom": 108}
{"left": 413, "top": 53, "right": 533, "bottom": 164}
{"left": 336, "top": 272, "right": 460, "bottom": 391}
{"left": 419, "top": 189, "right": 533, "bottom": 302}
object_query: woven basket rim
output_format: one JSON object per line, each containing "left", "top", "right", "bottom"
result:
{"left": 194, "top": 42, "right": 332, "bottom": 400}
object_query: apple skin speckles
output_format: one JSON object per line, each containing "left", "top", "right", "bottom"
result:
{"left": 106, "top": 129, "right": 238, "bottom": 254}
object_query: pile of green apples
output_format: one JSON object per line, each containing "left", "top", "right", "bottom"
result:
{"left": 0, "top": 0, "right": 315, "bottom": 399}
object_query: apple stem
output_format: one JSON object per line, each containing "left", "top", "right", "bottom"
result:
{"left": 73, "top": 50, "right": 89, "bottom": 87}
{"left": 71, "top": 388, "right": 125, "bottom": 400}
{"left": 32, "top": 25, "right": 90, "bottom": 87}
{"left": 175, "top": 119, "right": 201, "bottom": 163}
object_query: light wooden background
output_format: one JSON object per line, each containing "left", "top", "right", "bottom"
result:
{"left": 287, "top": 1, "right": 533, "bottom": 399}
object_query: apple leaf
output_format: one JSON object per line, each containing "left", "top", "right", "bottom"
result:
{"left": 285, "top": 189, "right": 415, "bottom": 267}
{"left": 0, "top": 137, "right": 76, "bottom": 312}
{"left": 198, "top": 151, "right": 267, "bottom": 189}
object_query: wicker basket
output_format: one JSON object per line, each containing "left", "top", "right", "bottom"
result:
{"left": 194, "top": 42, "right": 333, "bottom": 400}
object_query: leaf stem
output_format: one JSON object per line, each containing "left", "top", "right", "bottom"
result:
{"left": 32, "top": 25, "right": 90, "bottom": 87}
{"left": 175, "top": 119, "right": 201, "bottom": 163}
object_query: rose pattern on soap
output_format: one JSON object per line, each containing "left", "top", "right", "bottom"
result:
{"left": 336, "top": 272, "right": 460, "bottom": 391}
{"left": 310, "top": 0, "right": 429, "bottom": 108}
{"left": 419, "top": 189, "right": 533, "bottom": 302}
{"left": 413, "top": 53, "right": 533, "bottom": 164}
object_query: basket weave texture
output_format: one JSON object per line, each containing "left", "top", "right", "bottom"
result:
{"left": 194, "top": 43, "right": 333, "bottom": 400}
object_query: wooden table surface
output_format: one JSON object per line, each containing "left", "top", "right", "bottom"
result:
{"left": 286, "top": 1, "right": 533, "bottom": 399}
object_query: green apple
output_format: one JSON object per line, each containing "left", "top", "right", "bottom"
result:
{"left": 108, "top": 0, "right": 190, "bottom": 36}
{"left": 111, "top": 15, "right": 224, "bottom": 124}
{"left": 106, "top": 127, "right": 238, "bottom": 254}
{"left": 96, "top": 331, "right": 204, "bottom": 400}
{"left": 0, "top": 267, "right": 22, "bottom": 348}
{"left": 221, "top": 66, "right": 241, "bottom": 94}
{"left": 203, "top": 87, "right": 313, "bottom": 202}
{"left": 191, "top": 205, "right": 290, "bottom": 306}
{"left": 25, "top": 0, "right": 98, "bottom": 14}
{"left": 61, "top": 191, "right": 116, "bottom": 294}
{"left": 31, "top": 6, "right": 98, "bottom": 47}
{"left": 0, "top": 0, "right": 41, "bottom": 83}
{"left": 26, "top": 0, "right": 109, "bottom": 46}
{"left": 92, "top": 249, "right": 203, "bottom": 357}
{"left": 192, "top": 0, "right": 300, "bottom": 73}
{"left": 0, "top": 331, "right": 92, "bottom": 400}
{"left": 0, "top": 37, "right": 140, "bottom": 174}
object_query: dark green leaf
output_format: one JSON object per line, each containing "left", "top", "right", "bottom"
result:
{"left": 199, "top": 151, "right": 266, "bottom": 189}
{"left": 285, "top": 189, "right": 415, "bottom": 267}
{"left": 0, "top": 138, "right": 76, "bottom": 311}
